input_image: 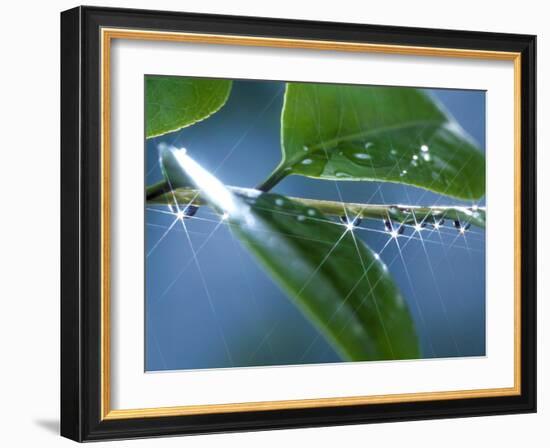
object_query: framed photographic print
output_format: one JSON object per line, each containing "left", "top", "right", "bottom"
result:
{"left": 60, "top": 6, "right": 536, "bottom": 442}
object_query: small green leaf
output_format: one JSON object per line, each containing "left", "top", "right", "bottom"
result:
{"left": 145, "top": 76, "right": 232, "bottom": 138}
{"left": 260, "top": 83, "right": 485, "bottom": 200}
{"left": 159, "top": 146, "right": 420, "bottom": 361}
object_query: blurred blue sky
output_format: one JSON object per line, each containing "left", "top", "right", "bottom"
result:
{"left": 145, "top": 79, "right": 486, "bottom": 371}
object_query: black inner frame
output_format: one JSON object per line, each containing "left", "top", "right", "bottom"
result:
{"left": 60, "top": 6, "right": 536, "bottom": 442}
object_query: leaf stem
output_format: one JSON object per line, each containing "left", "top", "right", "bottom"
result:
{"left": 255, "top": 166, "right": 289, "bottom": 192}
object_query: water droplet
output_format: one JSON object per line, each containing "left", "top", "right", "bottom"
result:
{"left": 374, "top": 252, "right": 380, "bottom": 260}
{"left": 421, "top": 144, "right": 429, "bottom": 152}
{"left": 411, "top": 160, "right": 418, "bottom": 167}
{"left": 303, "top": 145, "right": 309, "bottom": 152}
{"left": 307, "top": 209, "right": 316, "bottom": 216}
{"left": 422, "top": 152, "right": 431, "bottom": 162}
{"left": 335, "top": 172, "right": 349, "bottom": 178}
{"left": 400, "top": 170, "right": 408, "bottom": 176}
{"left": 297, "top": 215, "right": 306, "bottom": 222}
{"left": 364, "top": 142, "right": 374, "bottom": 149}
{"left": 275, "top": 198, "right": 285, "bottom": 206}
{"left": 340, "top": 215, "right": 362, "bottom": 227}
{"left": 353, "top": 153, "right": 371, "bottom": 160}
{"left": 390, "top": 149, "right": 398, "bottom": 156}
{"left": 183, "top": 204, "right": 198, "bottom": 217}
{"left": 384, "top": 219, "right": 392, "bottom": 232}
{"left": 412, "top": 154, "right": 419, "bottom": 161}
{"left": 301, "top": 158, "right": 313, "bottom": 165}
{"left": 175, "top": 204, "right": 198, "bottom": 220}
{"left": 472, "top": 205, "right": 479, "bottom": 211}
{"left": 453, "top": 219, "right": 461, "bottom": 229}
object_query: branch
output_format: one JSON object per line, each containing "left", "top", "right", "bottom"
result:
{"left": 146, "top": 184, "right": 486, "bottom": 228}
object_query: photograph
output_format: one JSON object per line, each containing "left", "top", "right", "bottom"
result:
{"left": 144, "top": 77, "right": 487, "bottom": 371}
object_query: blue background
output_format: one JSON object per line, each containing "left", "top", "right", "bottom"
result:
{"left": 145, "top": 79, "right": 486, "bottom": 371}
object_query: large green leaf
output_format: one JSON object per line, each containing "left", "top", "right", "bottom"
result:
{"left": 259, "top": 83, "right": 485, "bottom": 200}
{"left": 159, "top": 146, "right": 420, "bottom": 361}
{"left": 230, "top": 194, "right": 420, "bottom": 361}
{"left": 145, "top": 76, "right": 232, "bottom": 138}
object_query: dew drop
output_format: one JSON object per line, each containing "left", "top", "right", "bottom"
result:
{"left": 183, "top": 204, "right": 198, "bottom": 218}
{"left": 303, "top": 145, "right": 310, "bottom": 152}
{"left": 307, "top": 209, "right": 316, "bottom": 216}
{"left": 275, "top": 198, "right": 285, "bottom": 206}
{"left": 422, "top": 152, "right": 431, "bottom": 162}
{"left": 340, "top": 215, "right": 362, "bottom": 227}
{"left": 297, "top": 215, "right": 306, "bottom": 222}
{"left": 353, "top": 153, "right": 371, "bottom": 160}
{"left": 400, "top": 170, "right": 408, "bottom": 177}
{"left": 421, "top": 144, "right": 429, "bottom": 152}
{"left": 412, "top": 154, "right": 419, "bottom": 161}
{"left": 301, "top": 158, "right": 313, "bottom": 165}
{"left": 364, "top": 142, "right": 374, "bottom": 149}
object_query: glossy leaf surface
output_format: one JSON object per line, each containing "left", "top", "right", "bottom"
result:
{"left": 262, "top": 83, "right": 485, "bottom": 200}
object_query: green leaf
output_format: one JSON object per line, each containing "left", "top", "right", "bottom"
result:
{"left": 145, "top": 76, "right": 232, "bottom": 138}
{"left": 260, "top": 83, "right": 485, "bottom": 200}
{"left": 159, "top": 146, "right": 420, "bottom": 361}
{"left": 229, "top": 194, "right": 420, "bottom": 361}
